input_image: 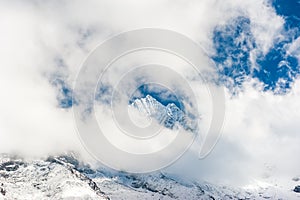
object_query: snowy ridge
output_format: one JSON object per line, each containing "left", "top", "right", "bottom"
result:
{"left": 0, "top": 154, "right": 109, "bottom": 200}
{"left": 131, "top": 95, "right": 198, "bottom": 132}
{"left": 1, "top": 154, "right": 299, "bottom": 199}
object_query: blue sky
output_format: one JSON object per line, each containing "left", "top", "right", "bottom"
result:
{"left": 128, "top": 83, "right": 182, "bottom": 108}
{"left": 55, "top": 0, "right": 300, "bottom": 108}
{"left": 212, "top": 0, "right": 300, "bottom": 95}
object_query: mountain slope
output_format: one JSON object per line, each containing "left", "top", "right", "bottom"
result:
{"left": 1, "top": 154, "right": 299, "bottom": 200}
{"left": 0, "top": 154, "right": 108, "bottom": 200}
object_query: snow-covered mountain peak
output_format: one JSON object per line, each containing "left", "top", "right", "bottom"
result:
{"left": 130, "top": 95, "right": 198, "bottom": 132}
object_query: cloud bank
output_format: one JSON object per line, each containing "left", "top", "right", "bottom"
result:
{"left": 0, "top": 0, "right": 299, "bottom": 188}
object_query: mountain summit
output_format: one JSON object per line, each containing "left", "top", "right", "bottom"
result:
{"left": 130, "top": 95, "right": 198, "bottom": 132}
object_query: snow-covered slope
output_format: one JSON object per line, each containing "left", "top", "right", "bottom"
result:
{"left": 1, "top": 154, "right": 299, "bottom": 200}
{"left": 0, "top": 154, "right": 108, "bottom": 200}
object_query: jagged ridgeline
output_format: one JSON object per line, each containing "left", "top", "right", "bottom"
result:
{"left": 130, "top": 95, "right": 198, "bottom": 133}
{"left": 0, "top": 154, "right": 270, "bottom": 199}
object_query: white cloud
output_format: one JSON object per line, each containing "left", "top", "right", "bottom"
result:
{"left": 168, "top": 79, "right": 300, "bottom": 187}
{"left": 0, "top": 0, "right": 298, "bottom": 188}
